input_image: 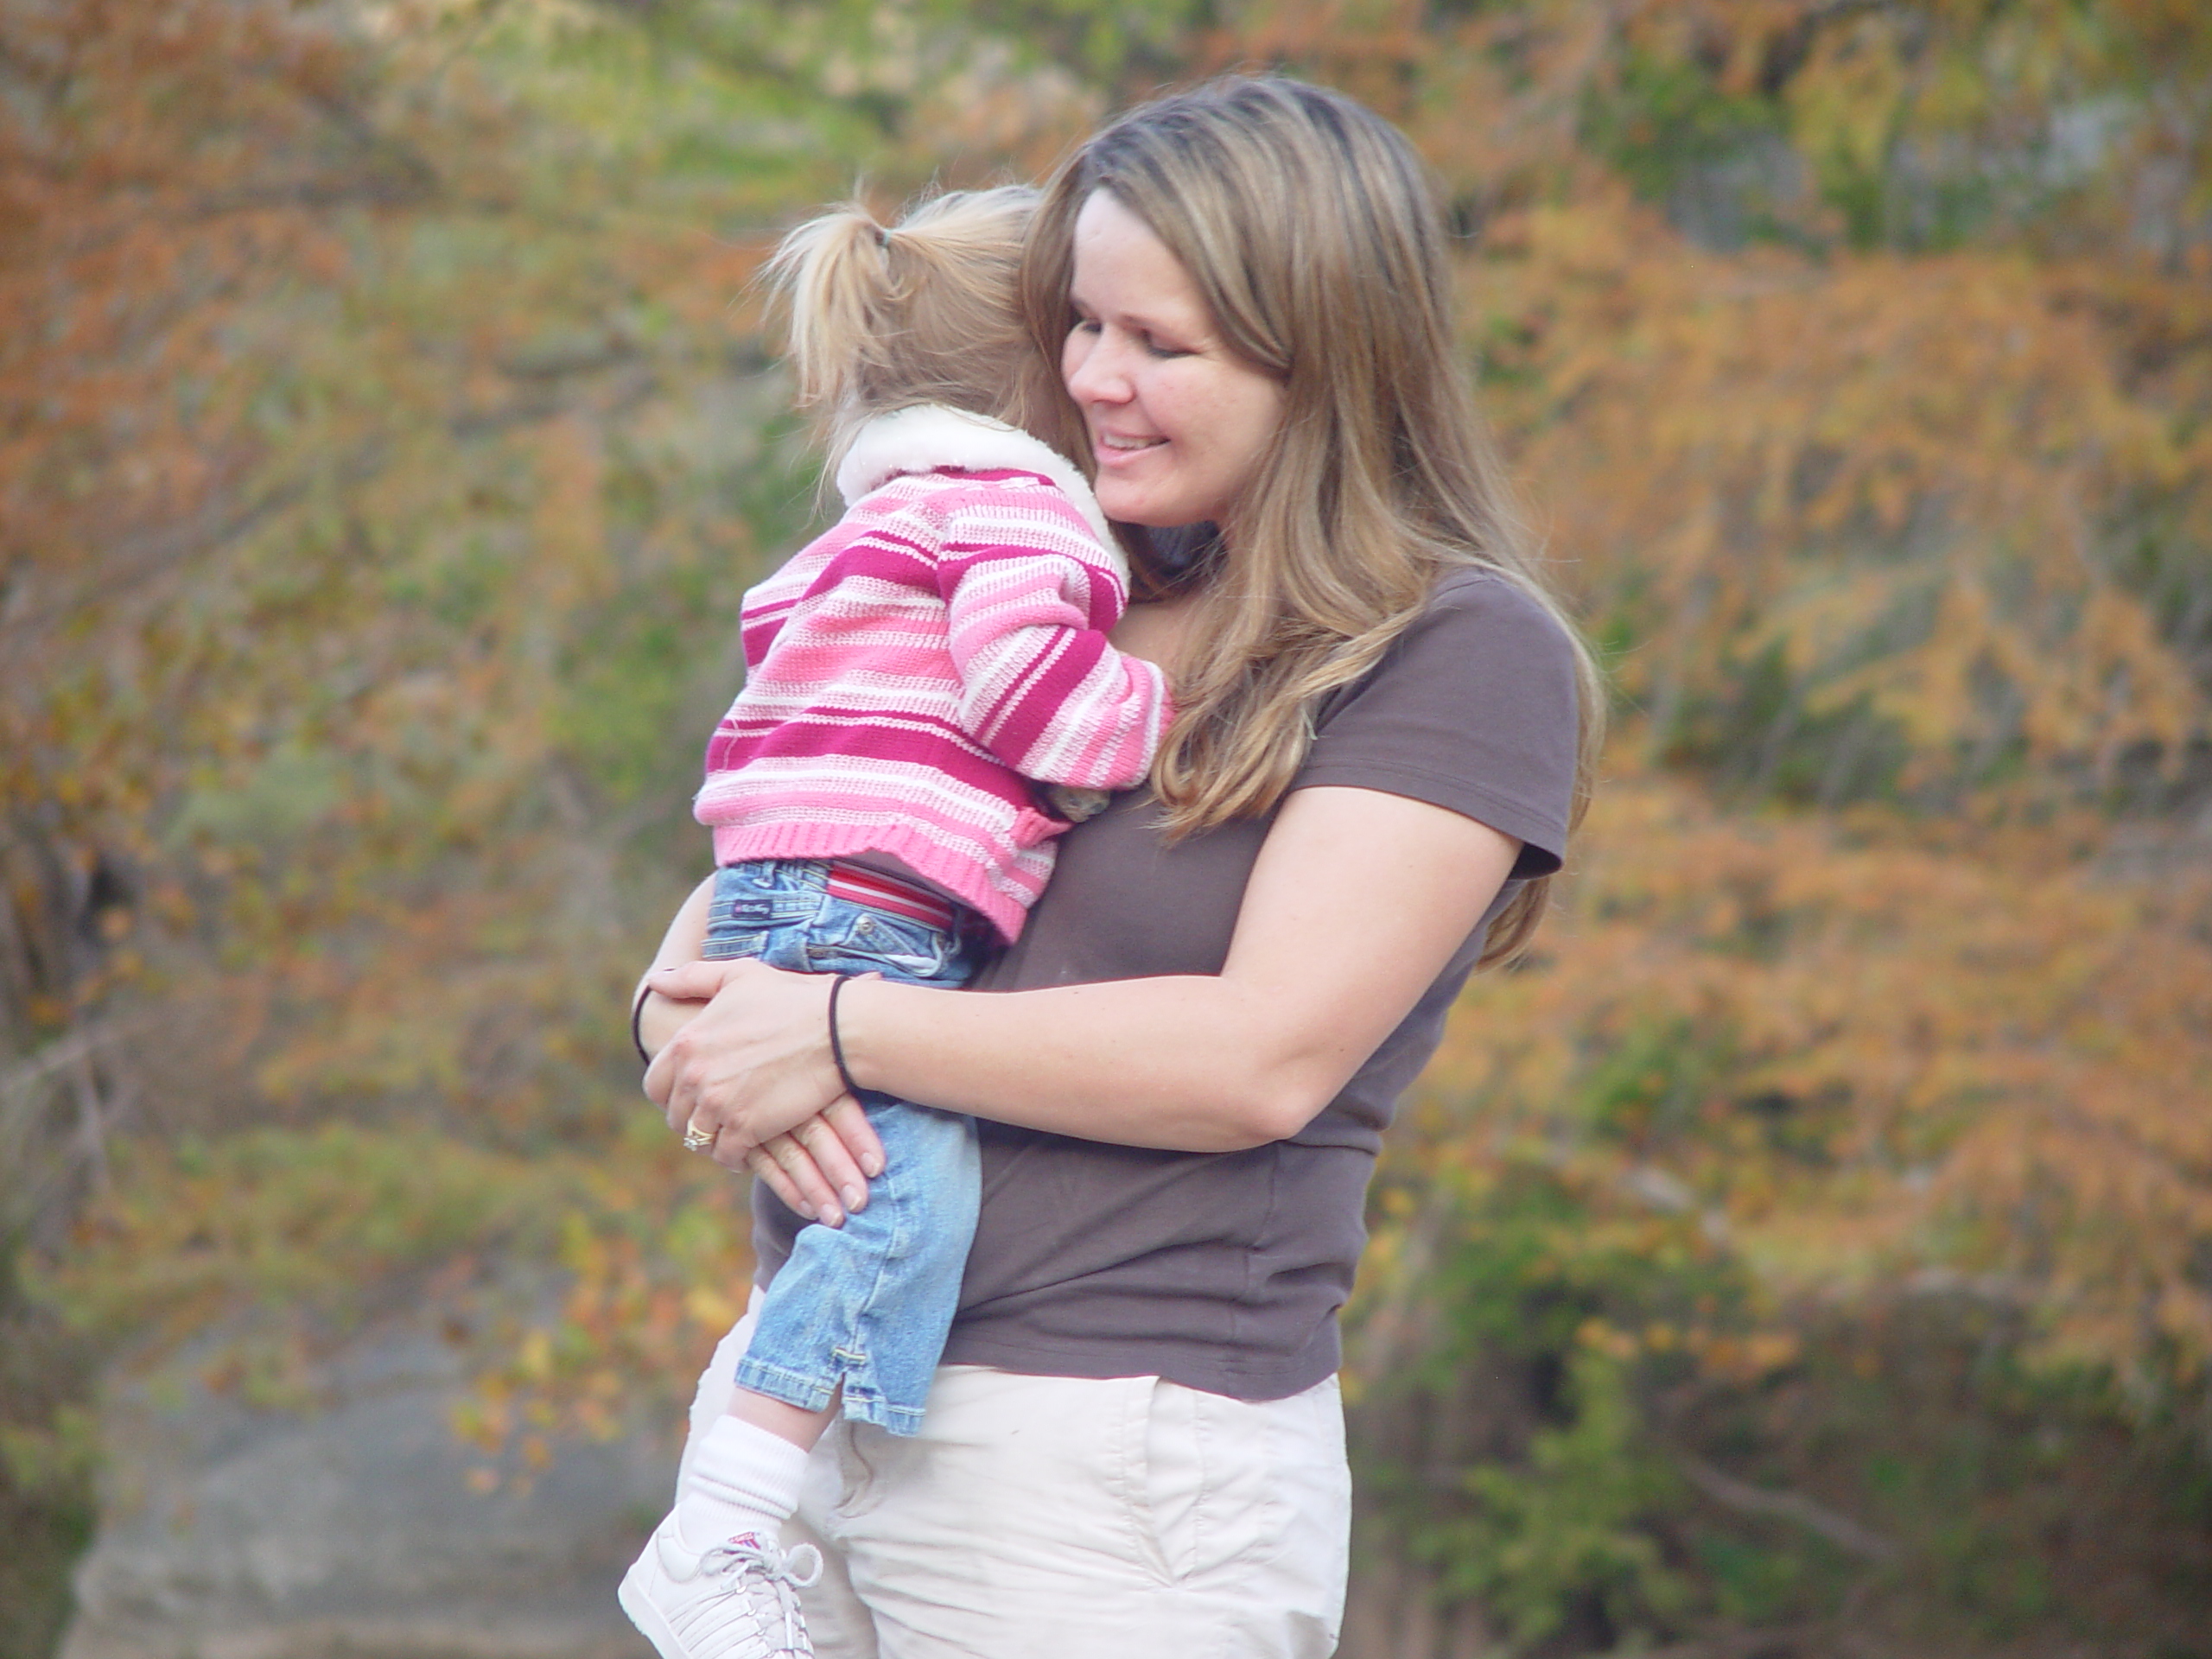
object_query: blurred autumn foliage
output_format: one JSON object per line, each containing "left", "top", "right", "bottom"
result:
{"left": 4, "top": 2, "right": 2209, "bottom": 1656}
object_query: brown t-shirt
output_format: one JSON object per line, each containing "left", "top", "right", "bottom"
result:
{"left": 753, "top": 569, "right": 1581, "bottom": 1400}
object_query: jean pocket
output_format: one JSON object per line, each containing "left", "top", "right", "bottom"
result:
{"left": 804, "top": 909, "right": 959, "bottom": 981}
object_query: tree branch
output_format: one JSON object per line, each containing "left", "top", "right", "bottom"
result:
{"left": 1678, "top": 1454, "right": 1900, "bottom": 1563}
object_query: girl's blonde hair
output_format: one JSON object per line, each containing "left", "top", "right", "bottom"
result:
{"left": 1010, "top": 76, "right": 1605, "bottom": 966}
{"left": 766, "top": 185, "right": 1041, "bottom": 465}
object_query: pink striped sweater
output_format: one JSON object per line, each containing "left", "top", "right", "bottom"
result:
{"left": 695, "top": 405, "right": 1173, "bottom": 943}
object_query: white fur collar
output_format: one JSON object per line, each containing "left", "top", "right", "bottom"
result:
{"left": 835, "top": 405, "right": 1123, "bottom": 578}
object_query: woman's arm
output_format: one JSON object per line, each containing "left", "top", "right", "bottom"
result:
{"left": 635, "top": 873, "right": 884, "bottom": 1224}
{"left": 649, "top": 784, "right": 1520, "bottom": 1156}
{"left": 632, "top": 874, "right": 714, "bottom": 1058}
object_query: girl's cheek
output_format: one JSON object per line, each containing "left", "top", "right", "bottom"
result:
{"left": 1062, "top": 329, "right": 1096, "bottom": 388}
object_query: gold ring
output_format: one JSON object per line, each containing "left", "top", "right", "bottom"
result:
{"left": 681, "top": 1124, "right": 715, "bottom": 1153}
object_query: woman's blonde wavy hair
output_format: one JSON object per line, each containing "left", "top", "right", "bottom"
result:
{"left": 1007, "top": 75, "right": 1605, "bottom": 966}
{"left": 765, "top": 184, "right": 1040, "bottom": 466}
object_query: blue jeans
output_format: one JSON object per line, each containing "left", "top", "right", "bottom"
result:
{"left": 702, "top": 859, "right": 985, "bottom": 1437}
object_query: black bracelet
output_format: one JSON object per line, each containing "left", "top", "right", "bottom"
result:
{"left": 630, "top": 980, "right": 655, "bottom": 1068}
{"left": 826, "top": 972, "right": 865, "bottom": 1100}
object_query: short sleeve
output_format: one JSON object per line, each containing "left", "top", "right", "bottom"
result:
{"left": 1294, "top": 570, "right": 1580, "bottom": 879}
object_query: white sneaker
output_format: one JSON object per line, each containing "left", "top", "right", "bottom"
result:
{"left": 619, "top": 1518, "right": 823, "bottom": 1659}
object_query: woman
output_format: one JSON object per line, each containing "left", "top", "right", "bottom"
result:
{"left": 638, "top": 74, "right": 1603, "bottom": 1658}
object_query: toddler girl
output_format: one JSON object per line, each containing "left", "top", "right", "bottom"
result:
{"left": 620, "top": 187, "right": 1172, "bottom": 1659}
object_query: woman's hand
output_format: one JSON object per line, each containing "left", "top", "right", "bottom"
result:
{"left": 644, "top": 958, "right": 887, "bottom": 1227}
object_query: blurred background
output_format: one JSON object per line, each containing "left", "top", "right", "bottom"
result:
{"left": 4, "top": 2, "right": 2209, "bottom": 1656}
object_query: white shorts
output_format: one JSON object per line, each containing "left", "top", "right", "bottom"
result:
{"left": 683, "top": 1299, "right": 1351, "bottom": 1658}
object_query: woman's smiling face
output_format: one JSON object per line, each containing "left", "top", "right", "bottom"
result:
{"left": 1061, "top": 190, "right": 1285, "bottom": 531}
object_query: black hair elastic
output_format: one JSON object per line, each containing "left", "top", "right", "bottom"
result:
{"left": 827, "top": 972, "right": 865, "bottom": 1100}
{"left": 630, "top": 980, "right": 655, "bottom": 1068}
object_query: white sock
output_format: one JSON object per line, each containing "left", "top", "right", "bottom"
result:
{"left": 672, "top": 1415, "right": 810, "bottom": 1552}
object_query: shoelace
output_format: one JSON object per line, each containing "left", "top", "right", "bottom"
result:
{"left": 702, "top": 1535, "right": 824, "bottom": 1656}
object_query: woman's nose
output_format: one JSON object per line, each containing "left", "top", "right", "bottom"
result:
{"left": 1065, "top": 329, "right": 1133, "bottom": 405}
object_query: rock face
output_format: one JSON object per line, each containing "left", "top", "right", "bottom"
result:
{"left": 62, "top": 1316, "right": 669, "bottom": 1659}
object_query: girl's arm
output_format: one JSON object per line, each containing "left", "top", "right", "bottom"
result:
{"left": 647, "top": 784, "right": 1520, "bottom": 1164}
{"left": 636, "top": 874, "right": 884, "bottom": 1225}
{"left": 938, "top": 508, "right": 1172, "bottom": 791}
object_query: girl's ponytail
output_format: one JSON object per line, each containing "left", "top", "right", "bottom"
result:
{"left": 764, "top": 207, "right": 895, "bottom": 421}
{"left": 762, "top": 188, "right": 1039, "bottom": 465}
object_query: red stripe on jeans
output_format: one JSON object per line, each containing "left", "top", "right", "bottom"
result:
{"left": 823, "top": 861, "right": 963, "bottom": 932}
